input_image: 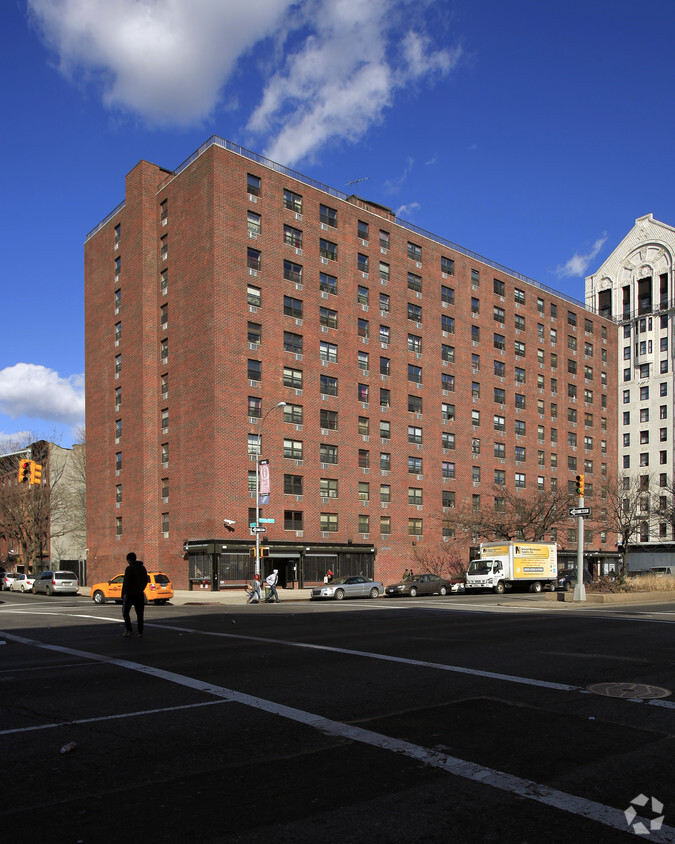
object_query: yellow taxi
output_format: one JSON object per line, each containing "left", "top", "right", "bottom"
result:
{"left": 90, "top": 571, "right": 173, "bottom": 605}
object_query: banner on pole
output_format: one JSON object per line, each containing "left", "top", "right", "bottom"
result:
{"left": 258, "top": 459, "right": 270, "bottom": 506}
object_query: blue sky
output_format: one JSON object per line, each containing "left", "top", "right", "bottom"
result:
{"left": 2, "top": 0, "right": 675, "bottom": 449}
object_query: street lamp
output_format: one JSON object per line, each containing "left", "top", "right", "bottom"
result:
{"left": 255, "top": 401, "right": 286, "bottom": 576}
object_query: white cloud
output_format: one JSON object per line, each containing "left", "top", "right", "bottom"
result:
{"left": 28, "top": 0, "right": 293, "bottom": 125}
{"left": 0, "top": 364, "right": 85, "bottom": 427}
{"left": 555, "top": 234, "right": 608, "bottom": 278}
{"left": 250, "top": 0, "right": 461, "bottom": 165}
{"left": 395, "top": 201, "right": 421, "bottom": 217}
{"left": 384, "top": 156, "right": 415, "bottom": 194}
{"left": 28, "top": 0, "right": 462, "bottom": 162}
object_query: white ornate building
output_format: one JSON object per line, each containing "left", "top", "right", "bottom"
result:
{"left": 586, "top": 213, "right": 675, "bottom": 545}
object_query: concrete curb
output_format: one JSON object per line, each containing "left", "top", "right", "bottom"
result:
{"left": 544, "top": 589, "right": 675, "bottom": 604}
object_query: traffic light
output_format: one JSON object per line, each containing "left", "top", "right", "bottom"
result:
{"left": 18, "top": 459, "right": 31, "bottom": 483}
{"left": 249, "top": 548, "right": 256, "bottom": 562}
{"left": 30, "top": 462, "right": 42, "bottom": 485}
{"left": 575, "top": 474, "right": 585, "bottom": 496}
{"left": 261, "top": 547, "right": 270, "bottom": 558}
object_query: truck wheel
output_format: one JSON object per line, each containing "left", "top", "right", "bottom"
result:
{"left": 493, "top": 582, "right": 505, "bottom": 595}
{"left": 529, "top": 581, "right": 542, "bottom": 594}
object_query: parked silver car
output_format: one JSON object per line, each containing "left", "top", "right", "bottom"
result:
{"left": 9, "top": 573, "right": 37, "bottom": 592}
{"left": 32, "top": 571, "right": 79, "bottom": 596}
{"left": 0, "top": 572, "right": 19, "bottom": 591}
{"left": 310, "top": 576, "right": 383, "bottom": 600}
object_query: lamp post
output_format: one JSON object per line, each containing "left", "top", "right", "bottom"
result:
{"left": 255, "top": 401, "right": 286, "bottom": 576}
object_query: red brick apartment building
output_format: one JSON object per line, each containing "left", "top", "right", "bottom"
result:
{"left": 84, "top": 137, "right": 618, "bottom": 589}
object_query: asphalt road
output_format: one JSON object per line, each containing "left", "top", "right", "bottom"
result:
{"left": 1, "top": 591, "right": 674, "bottom": 843}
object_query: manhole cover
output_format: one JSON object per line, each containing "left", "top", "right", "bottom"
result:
{"left": 587, "top": 682, "right": 671, "bottom": 700}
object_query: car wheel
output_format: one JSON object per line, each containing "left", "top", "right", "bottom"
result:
{"left": 334, "top": 589, "right": 345, "bottom": 600}
{"left": 92, "top": 590, "right": 106, "bottom": 605}
{"left": 369, "top": 587, "right": 379, "bottom": 599}
{"left": 529, "top": 581, "right": 542, "bottom": 594}
{"left": 493, "top": 581, "right": 505, "bottom": 595}
{"left": 564, "top": 581, "right": 573, "bottom": 592}
{"left": 45, "top": 586, "right": 52, "bottom": 596}
{"left": 439, "top": 585, "right": 448, "bottom": 596}
{"left": 20, "top": 585, "right": 26, "bottom": 592}
{"left": 409, "top": 586, "right": 418, "bottom": 597}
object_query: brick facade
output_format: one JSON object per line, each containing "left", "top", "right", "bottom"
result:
{"left": 84, "top": 138, "right": 618, "bottom": 589}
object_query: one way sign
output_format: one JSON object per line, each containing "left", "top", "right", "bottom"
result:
{"left": 569, "top": 507, "right": 590, "bottom": 517}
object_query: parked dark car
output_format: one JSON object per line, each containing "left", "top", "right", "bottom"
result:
{"left": 385, "top": 573, "right": 453, "bottom": 597}
{"left": 558, "top": 568, "right": 593, "bottom": 592}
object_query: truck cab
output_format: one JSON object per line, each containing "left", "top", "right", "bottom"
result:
{"left": 465, "top": 558, "right": 505, "bottom": 593}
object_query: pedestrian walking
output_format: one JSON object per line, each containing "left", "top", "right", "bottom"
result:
{"left": 121, "top": 552, "right": 149, "bottom": 637}
{"left": 247, "top": 573, "right": 262, "bottom": 603}
{"left": 265, "top": 569, "right": 280, "bottom": 603}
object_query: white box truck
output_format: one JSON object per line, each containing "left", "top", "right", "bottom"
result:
{"left": 465, "top": 542, "right": 558, "bottom": 594}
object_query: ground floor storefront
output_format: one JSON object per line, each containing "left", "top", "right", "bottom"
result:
{"left": 184, "top": 539, "right": 376, "bottom": 591}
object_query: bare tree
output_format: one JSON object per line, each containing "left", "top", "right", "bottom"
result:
{"left": 452, "top": 484, "right": 575, "bottom": 544}
{"left": 602, "top": 473, "right": 654, "bottom": 575}
{"left": 408, "top": 544, "right": 466, "bottom": 578}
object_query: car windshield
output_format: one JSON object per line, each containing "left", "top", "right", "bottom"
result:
{"left": 467, "top": 560, "right": 491, "bottom": 575}
{"left": 331, "top": 578, "right": 349, "bottom": 585}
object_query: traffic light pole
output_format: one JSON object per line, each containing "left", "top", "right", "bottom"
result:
{"left": 573, "top": 493, "right": 586, "bottom": 602}
{"left": 254, "top": 402, "right": 286, "bottom": 577}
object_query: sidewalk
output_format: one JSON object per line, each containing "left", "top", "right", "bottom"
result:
{"left": 81, "top": 586, "right": 310, "bottom": 606}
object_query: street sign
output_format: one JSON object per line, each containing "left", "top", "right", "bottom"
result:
{"left": 569, "top": 507, "right": 591, "bottom": 517}
{"left": 250, "top": 526, "right": 266, "bottom": 533}
{"left": 259, "top": 518, "right": 275, "bottom": 523}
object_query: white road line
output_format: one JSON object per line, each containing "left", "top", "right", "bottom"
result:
{"left": 0, "top": 699, "right": 230, "bottom": 735}
{"left": 1, "top": 629, "right": 672, "bottom": 842}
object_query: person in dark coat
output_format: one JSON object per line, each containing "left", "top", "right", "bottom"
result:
{"left": 122, "top": 552, "right": 149, "bottom": 637}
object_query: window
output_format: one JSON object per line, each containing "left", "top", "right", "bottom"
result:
{"left": 247, "top": 173, "right": 261, "bottom": 195}
{"left": 319, "top": 204, "right": 337, "bottom": 227}
{"left": 320, "top": 375, "right": 338, "bottom": 396}
{"left": 320, "top": 409, "right": 337, "bottom": 430}
{"left": 283, "top": 295, "right": 302, "bottom": 319}
{"left": 248, "top": 396, "right": 262, "bottom": 418}
{"left": 115, "top": 386, "right": 122, "bottom": 409}
{"left": 408, "top": 518, "right": 423, "bottom": 536}
{"left": 283, "top": 366, "right": 302, "bottom": 389}
{"left": 409, "top": 394, "right": 422, "bottom": 413}
{"left": 248, "top": 284, "right": 261, "bottom": 307}
{"left": 319, "top": 307, "right": 337, "bottom": 328}
{"left": 248, "top": 359, "right": 261, "bottom": 382}
{"left": 160, "top": 270, "right": 168, "bottom": 295}
{"left": 379, "top": 292, "right": 390, "bottom": 312}
{"left": 283, "top": 189, "right": 302, "bottom": 214}
{"left": 358, "top": 351, "right": 369, "bottom": 371}
{"left": 408, "top": 364, "right": 422, "bottom": 384}
{"left": 514, "top": 288, "right": 525, "bottom": 305}
{"left": 494, "top": 442, "right": 505, "bottom": 459}
{"left": 285, "top": 439, "right": 304, "bottom": 459}
{"left": 441, "top": 256, "right": 454, "bottom": 275}
{"left": 320, "top": 513, "right": 338, "bottom": 532}
{"left": 381, "top": 516, "right": 391, "bottom": 535}
{"left": 160, "top": 305, "right": 167, "bottom": 329}
{"left": 494, "top": 333, "right": 505, "bottom": 351}
{"left": 442, "top": 314, "right": 455, "bottom": 333}
{"left": 320, "top": 340, "right": 337, "bottom": 362}
{"left": 408, "top": 488, "right": 423, "bottom": 505}
{"left": 358, "top": 417, "right": 369, "bottom": 435}
{"left": 319, "top": 238, "right": 337, "bottom": 261}
{"left": 515, "top": 419, "right": 526, "bottom": 436}
{"left": 515, "top": 314, "right": 525, "bottom": 332}
{"left": 442, "top": 373, "right": 455, "bottom": 391}
{"left": 442, "top": 490, "right": 455, "bottom": 507}
{"left": 248, "top": 322, "right": 262, "bottom": 344}
{"left": 408, "top": 334, "right": 422, "bottom": 353}
{"left": 494, "top": 469, "right": 506, "bottom": 486}
{"left": 358, "top": 383, "right": 369, "bottom": 403}
{"left": 409, "top": 456, "right": 423, "bottom": 474}
{"left": 380, "top": 452, "right": 391, "bottom": 470}
{"left": 380, "top": 357, "right": 390, "bottom": 376}
{"left": 358, "top": 254, "right": 369, "bottom": 273}
{"left": 284, "top": 260, "right": 302, "bottom": 283}
{"left": 493, "top": 278, "right": 505, "bottom": 296}
{"left": 357, "top": 285, "right": 369, "bottom": 305}
{"left": 380, "top": 420, "right": 391, "bottom": 439}
{"left": 284, "top": 404, "right": 303, "bottom": 424}
{"left": 408, "top": 426, "right": 422, "bottom": 444}
{"left": 358, "top": 514, "right": 370, "bottom": 534}
{"left": 441, "top": 284, "right": 454, "bottom": 304}
{"left": 247, "top": 247, "right": 261, "bottom": 271}
{"left": 472, "top": 382, "right": 480, "bottom": 399}
{"left": 358, "top": 220, "right": 369, "bottom": 240}
{"left": 494, "top": 387, "right": 505, "bottom": 404}
{"left": 442, "top": 432, "right": 455, "bottom": 450}
{"left": 379, "top": 262, "right": 390, "bottom": 283}
{"left": 358, "top": 449, "right": 370, "bottom": 469}
{"left": 320, "top": 478, "right": 338, "bottom": 498}
{"left": 379, "top": 230, "right": 390, "bottom": 250}
{"left": 358, "top": 319, "right": 369, "bottom": 339}
{"left": 471, "top": 297, "right": 480, "bottom": 315}
{"left": 380, "top": 484, "right": 391, "bottom": 502}
{"left": 161, "top": 443, "right": 169, "bottom": 465}
{"left": 284, "top": 511, "right": 303, "bottom": 531}
{"left": 471, "top": 268, "right": 480, "bottom": 285}
{"left": 568, "top": 310, "right": 577, "bottom": 327}
{"left": 442, "top": 461, "right": 455, "bottom": 479}
{"left": 408, "top": 272, "right": 422, "bottom": 292}
{"left": 442, "top": 403, "right": 455, "bottom": 422}
{"left": 380, "top": 388, "right": 390, "bottom": 408}
{"left": 408, "top": 242, "right": 422, "bottom": 262}
{"left": 494, "top": 414, "right": 505, "bottom": 432}
{"left": 515, "top": 472, "right": 526, "bottom": 489}
{"left": 515, "top": 446, "right": 526, "bottom": 462}
{"left": 472, "top": 325, "right": 480, "bottom": 342}
{"left": 248, "top": 211, "right": 261, "bottom": 235}
{"left": 284, "top": 332, "right": 303, "bottom": 354}
{"left": 514, "top": 341, "right": 525, "bottom": 357}
{"left": 319, "top": 443, "right": 338, "bottom": 464}
{"left": 442, "top": 344, "right": 454, "bottom": 363}
{"left": 408, "top": 303, "right": 422, "bottom": 323}
{"left": 494, "top": 306, "right": 505, "bottom": 324}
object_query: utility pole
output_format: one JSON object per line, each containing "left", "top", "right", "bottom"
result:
{"left": 573, "top": 474, "right": 586, "bottom": 602}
